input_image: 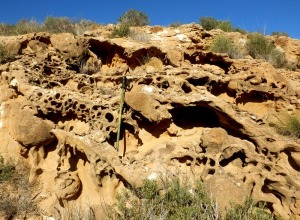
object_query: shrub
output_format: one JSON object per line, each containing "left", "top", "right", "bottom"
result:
{"left": 0, "top": 155, "right": 15, "bottom": 182}
{"left": 200, "top": 17, "right": 219, "bottom": 31}
{"left": 271, "top": 31, "right": 289, "bottom": 37}
{"left": 225, "top": 197, "right": 275, "bottom": 220}
{"left": 234, "top": 27, "right": 248, "bottom": 35}
{"left": 0, "top": 156, "right": 40, "bottom": 218}
{"left": 0, "top": 23, "right": 15, "bottom": 36}
{"left": 274, "top": 114, "right": 300, "bottom": 138}
{"left": 13, "top": 19, "right": 41, "bottom": 34}
{"left": 169, "top": 22, "right": 184, "bottom": 28}
{"left": 0, "top": 43, "right": 15, "bottom": 64}
{"left": 110, "top": 177, "right": 219, "bottom": 220}
{"left": 210, "top": 35, "right": 244, "bottom": 59}
{"left": 246, "top": 33, "right": 288, "bottom": 68}
{"left": 43, "top": 16, "right": 75, "bottom": 34}
{"left": 118, "top": 9, "right": 150, "bottom": 27}
{"left": 110, "top": 24, "right": 130, "bottom": 38}
{"left": 200, "top": 16, "right": 233, "bottom": 32}
{"left": 74, "top": 19, "right": 98, "bottom": 35}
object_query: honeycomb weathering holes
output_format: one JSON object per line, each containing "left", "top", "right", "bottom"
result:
{"left": 105, "top": 112, "right": 114, "bottom": 122}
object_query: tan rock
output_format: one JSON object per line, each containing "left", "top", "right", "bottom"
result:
{"left": 201, "top": 128, "right": 228, "bottom": 154}
{"left": 167, "top": 49, "right": 183, "bottom": 67}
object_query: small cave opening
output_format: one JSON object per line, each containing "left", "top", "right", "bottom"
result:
{"left": 137, "top": 77, "right": 153, "bottom": 85}
{"left": 67, "top": 145, "right": 89, "bottom": 172}
{"left": 107, "top": 131, "right": 117, "bottom": 147}
{"left": 186, "top": 76, "right": 209, "bottom": 87}
{"left": 195, "top": 157, "right": 208, "bottom": 166}
{"left": 88, "top": 39, "right": 126, "bottom": 67}
{"left": 209, "top": 81, "right": 236, "bottom": 98}
{"left": 219, "top": 150, "right": 247, "bottom": 167}
{"left": 235, "top": 91, "right": 276, "bottom": 105}
{"left": 133, "top": 111, "right": 171, "bottom": 138}
{"left": 36, "top": 109, "right": 80, "bottom": 125}
{"left": 106, "top": 122, "right": 143, "bottom": 151}
{"left": 169, "top": 105, "right": 219, "bottom": 129}
{"left": 181, "top": 82, "right": 192, "bottom": 93}
{"left": 261, "top": 179, "right": 284, "bottom": 206}
{"left": 127, "top": 47, "right": 166, "bottom": 69}
{"left": 172, "top": 155, "right": 194, "bottom": 165}
{"left": 281, "top": 149, "right": 300, "bottom": 172}
{"left": 42, "top": 137, "right": 58, "bottom": 159}
{"left": 183, "top": 51, "right": 232, "bottom": 72}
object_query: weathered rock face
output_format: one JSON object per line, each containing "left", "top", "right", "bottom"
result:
{"left": 1, "top": 24, "right": 300, "bottom": 219}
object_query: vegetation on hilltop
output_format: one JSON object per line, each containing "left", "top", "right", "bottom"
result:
{"left": 0, "top": 11, "right": 297, "bottom": 70}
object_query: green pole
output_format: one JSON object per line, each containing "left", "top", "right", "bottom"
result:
{"left": 116, "top": 76, "right": 126, "bottom": 152}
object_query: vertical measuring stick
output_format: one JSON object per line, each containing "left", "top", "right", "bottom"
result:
{"left": 116, "top": 76, "right": 127, "bottom": 152}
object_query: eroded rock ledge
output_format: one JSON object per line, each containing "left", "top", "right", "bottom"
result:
{"left": 1, "top": 24, "right": 300, "bottom": 219}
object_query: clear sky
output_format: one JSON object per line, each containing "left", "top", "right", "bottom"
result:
{"left": 1, "top": 0, "right": 299, "bottom": 39}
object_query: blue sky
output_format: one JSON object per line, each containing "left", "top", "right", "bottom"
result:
{"left": 1, "top": 0, "right": 300, "bottom": 39}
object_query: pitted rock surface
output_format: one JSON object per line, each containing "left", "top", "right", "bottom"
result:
{"left": 1, "top": 24, "right": 300, "bottom": 219}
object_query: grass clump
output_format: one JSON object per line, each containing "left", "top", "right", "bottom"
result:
{"left": 210, "top": 35, "right": 244, "bottom": 59}
{"left": 246, "top": 33, "right": 288, "bottom": 68}
{"left": 274, "top": 114, "right": 300, "bottom": 138}
{"left": 225, "top": 197, "right": 275, "bottom": 220}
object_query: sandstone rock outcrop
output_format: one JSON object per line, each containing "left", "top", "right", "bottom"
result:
{"left": 1, "top": 24, "right": 300, "bottom": 219}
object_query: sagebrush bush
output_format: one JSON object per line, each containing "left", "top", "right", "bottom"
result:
{"left": 246, "top": 33, "right": 288, "bottom": 68}
{"left": 119, "top": 9, "right": 149, "bottom": 27}
{"left": 210, "top": 35, "right": 244, "bottom": 59}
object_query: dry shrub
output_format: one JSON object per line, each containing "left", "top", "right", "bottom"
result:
{"left": 149, "top": 26, "right": 163, "bottom": 33}
{"left": 129, "top": 29, "right": 151, "bottom": 43}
